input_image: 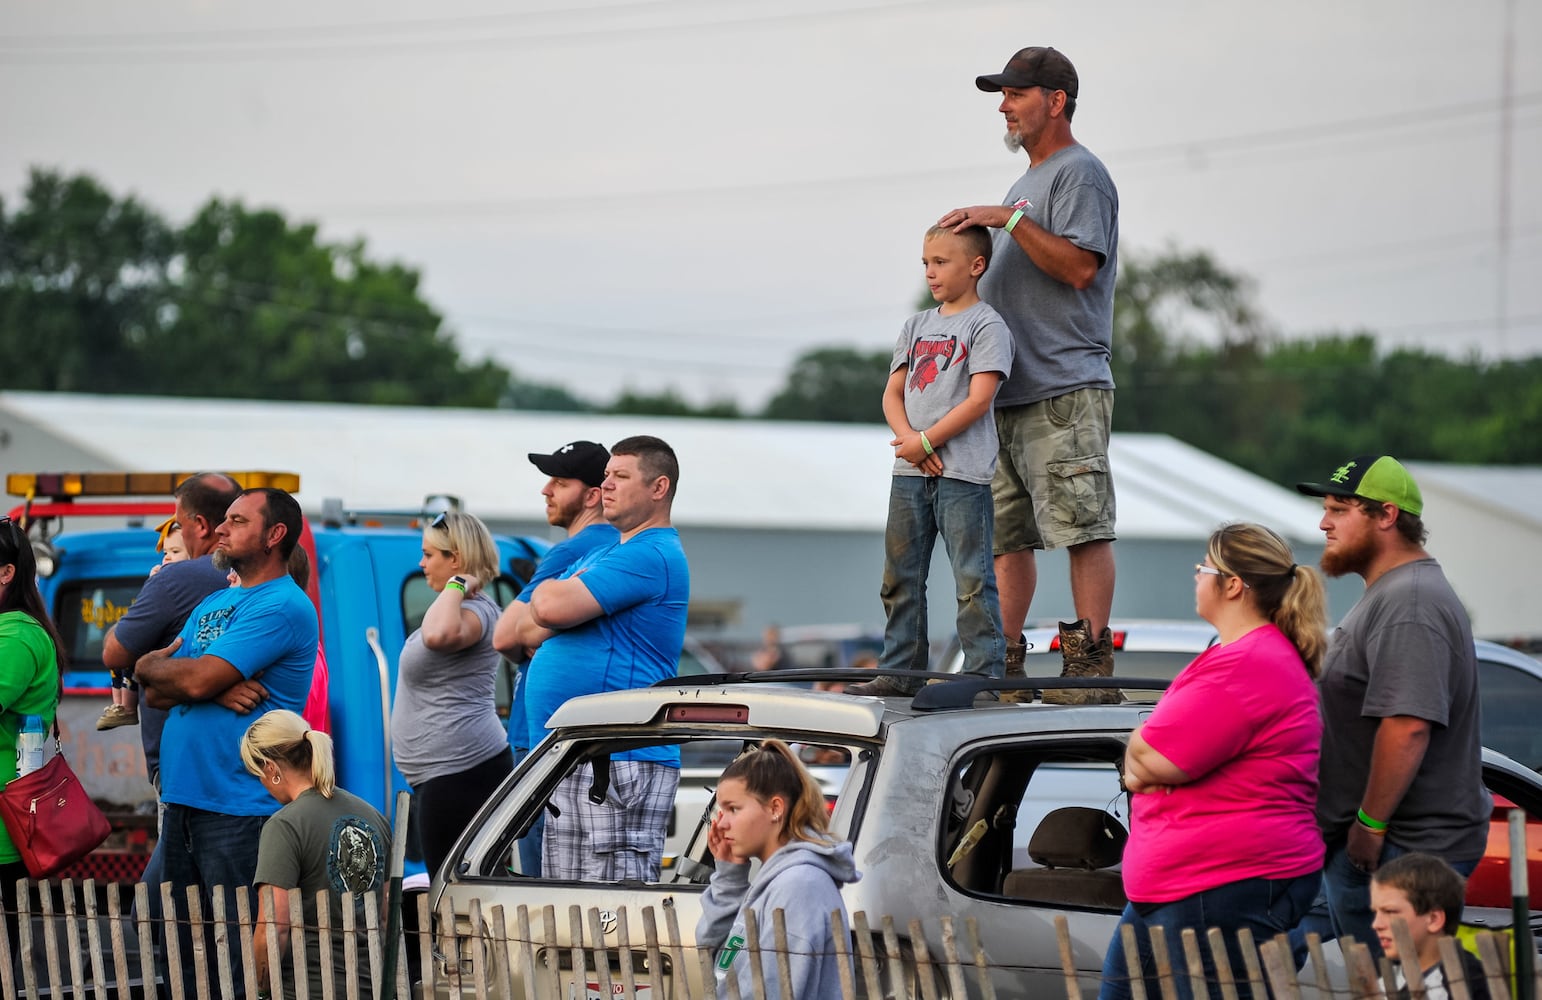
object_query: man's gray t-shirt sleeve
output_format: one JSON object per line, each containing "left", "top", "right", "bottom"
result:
{"left": 1048, "top": 177, "right": 1116, "bottom": 265}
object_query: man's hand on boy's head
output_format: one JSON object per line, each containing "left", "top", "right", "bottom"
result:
{"left": 938, "top": 205, "right": 1013, "bottom": 233}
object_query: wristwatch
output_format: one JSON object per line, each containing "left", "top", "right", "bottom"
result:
{"left": 450, "top": 575, "right": 469, "bottom": 590}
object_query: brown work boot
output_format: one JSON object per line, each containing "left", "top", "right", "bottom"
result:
{"left": 1042, "top": 619, "right": 1122, "bottom": 705}
{"left": 1000, "top": 633, "right": 1034, "bottom": 703}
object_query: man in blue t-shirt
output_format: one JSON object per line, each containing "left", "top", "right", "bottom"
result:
{"left": 103, "top": 472, "right": 243, "bottom": 912}
{"left": 493, "top": 439, "right": 619, "bottom": 872}
{"left": 136, "top": 487, "right": 318, "bottom": 1000}
{"left": 524, "top": 435, "right": 690, "bottom": 882}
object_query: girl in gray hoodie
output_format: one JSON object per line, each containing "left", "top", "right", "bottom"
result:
{"left": 696, "top": 739, "right": 861, "bottom": 1000}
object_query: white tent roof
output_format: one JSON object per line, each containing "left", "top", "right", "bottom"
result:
{"left": 0, "top": 391, "right": 1324, "bottom": 541}
{"left": 1406, "top": 462, "right": 1542, "bottom": 532}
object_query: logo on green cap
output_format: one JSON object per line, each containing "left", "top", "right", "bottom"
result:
{"left": 1329, "top": 462, "right": 1357, "bottom": 484}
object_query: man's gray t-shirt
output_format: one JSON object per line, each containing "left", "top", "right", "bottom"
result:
{"left": 976, "top": 143, "right": 1119, "bottom": 408}
{"left": 110, "top": 555, "right": 234, "bottom": 782}
{"left": 1316, "top": 558, "right": 1491, "bottom": 859}
{"left": 890, "top": 301, "right": 1013, "bottom": 485}
{"left": 390, "top": 592, "right": 508, "bottom": 786}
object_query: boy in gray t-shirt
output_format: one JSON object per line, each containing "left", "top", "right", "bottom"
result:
{"left": 849, "top": 226, "right": 1013, "bottom": 697}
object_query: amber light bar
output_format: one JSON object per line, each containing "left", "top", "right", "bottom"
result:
{"left": 6, "top": 471, "right": 301, "bottom": 500}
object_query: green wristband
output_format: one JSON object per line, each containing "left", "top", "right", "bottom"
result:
{"left": 444, "top": 580, "right": 466, "bottom": 594}
{"left": 1006, "top": 208, "right": 1025, "bottom": 233}
{"left": 920, "top": 432, "right": 935, "bottom": 457}
{"left": 1357, "top": 808, "right": 1388, "bottom": 832}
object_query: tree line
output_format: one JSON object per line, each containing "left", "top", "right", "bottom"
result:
{"left": 3, "top": 169, "right": 1535, "bottom": 484}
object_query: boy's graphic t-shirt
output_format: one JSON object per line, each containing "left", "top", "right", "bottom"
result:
{"left": 890, "top": 300, "right": 1013, "bottom": 484}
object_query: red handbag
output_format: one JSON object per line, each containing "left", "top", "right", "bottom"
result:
{"left": 0, "top": 731, "right": 112, "bottom": 879}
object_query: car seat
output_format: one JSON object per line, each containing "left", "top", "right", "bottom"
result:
{"left": 1002, "top": 806, "right": 1128, "bottom": 909}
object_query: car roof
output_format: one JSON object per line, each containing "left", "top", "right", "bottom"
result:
{"left": 1475, "top": 638, "right": 1542, "bottom": 677}
{"left": 543, "top": 675, "right": 1152, "bottom": 744}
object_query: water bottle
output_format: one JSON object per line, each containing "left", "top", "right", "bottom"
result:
{"left": 16, "top": 715, "right": 45, "bottom": 776}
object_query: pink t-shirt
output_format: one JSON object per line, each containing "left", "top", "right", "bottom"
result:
{"left": 1122, "top": 623, "right": 1324, "bottom": 902}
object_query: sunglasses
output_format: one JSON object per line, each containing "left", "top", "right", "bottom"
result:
{"left": 0, "top": 516, "right": 21, "bottom": 560}
{"left": 428, "top": 511, "right": 449, "bottom": 530}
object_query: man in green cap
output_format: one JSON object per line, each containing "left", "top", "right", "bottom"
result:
{"left": 1296, "top": 455, "right": 1489, "bottom": 962}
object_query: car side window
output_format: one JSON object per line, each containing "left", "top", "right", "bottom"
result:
{"left": 941, "top": 740, "right": 1128, "bottom": 909}
{"left": 1478, "top": 658, "right": 1542, "bottom": 772}
{"left": 401, "top": 572, "right": 521, "bottom": 635}
{"left": 461, "top": 735, "right": 859, "bottom": 885}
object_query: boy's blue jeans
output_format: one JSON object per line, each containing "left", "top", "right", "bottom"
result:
{"left": 878, "top": 474, "right": 1004, "bottom": 689}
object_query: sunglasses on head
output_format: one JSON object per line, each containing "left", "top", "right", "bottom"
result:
{"left": 428, "top": 511, "right": 449, "bottom": 530}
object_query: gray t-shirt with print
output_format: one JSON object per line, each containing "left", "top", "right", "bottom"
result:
{"left": 1316, "top": 558, "right": 1491, "bottom": 859}
{"left": 976, "top": 142, "right": 1119, "bottom": 408}
{"left": 390, "top": 591, "right": 508, "bottom": 787}
{"left": 890, "top": 300, "right": 1013, "bottom": 485}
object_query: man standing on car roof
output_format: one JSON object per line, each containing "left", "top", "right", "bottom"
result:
{"left": 1297, "top": 455, "right": 1489, "bottom": 963}
{"left": 493, "top": 439, "right": 619, "bottom": 873}
{"left": 522, "top": 435, "right": 689, "bottom": 882}
{"left": 938, "top": 46, "right": 1121, "bottom": 703}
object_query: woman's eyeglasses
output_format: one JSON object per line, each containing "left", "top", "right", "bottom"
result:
{"left": 428, "top": 512, "right": 449, "bottom": 530}
{"left": 1195, "top": 563, "right": 1249, "bottom": 588}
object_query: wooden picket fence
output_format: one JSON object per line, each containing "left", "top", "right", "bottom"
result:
{"left": 0, "top": 878, "right": 1533, "bottom": 1000}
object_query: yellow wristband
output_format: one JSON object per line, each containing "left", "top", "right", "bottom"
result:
{"left": 920, "top": 432, "right": 935, "bottom": 456}
{"left": 1006, "top": 208, "right": 1024, "bottom": 232}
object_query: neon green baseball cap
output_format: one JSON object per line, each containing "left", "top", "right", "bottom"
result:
{"left": 1296, "top": 455, "right": 1423, "bottom": 517}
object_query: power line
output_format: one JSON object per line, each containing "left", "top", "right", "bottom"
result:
{"left": 0, "top": 0, "right": 1003, "bottom": 64}
{"left": 258, "top": 94, "right": 1538, "bottom": 221}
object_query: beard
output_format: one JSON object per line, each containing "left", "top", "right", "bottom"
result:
{"left": 1320, "top": 532, "right": 1376, "bottom": 579}
{"left": 211, "top": 550, "right": 231, "bottom": 572}
{"left": 1003, "top": 129, "right": 1024, "bottom": 153}
{"left": 547, "top": 497, "right": 586, "bottom": 530}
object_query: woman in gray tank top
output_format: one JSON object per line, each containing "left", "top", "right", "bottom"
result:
{"left": 390, "top": 511, "right": 513, "bottom": 881}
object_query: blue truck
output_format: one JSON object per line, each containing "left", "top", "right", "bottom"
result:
{"left": 4, "top": 470, "right": 546, "bottom": 883}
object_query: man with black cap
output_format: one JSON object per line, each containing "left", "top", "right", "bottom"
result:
{"left": 1297, "top": 455, "right": 1489, "bottom": 962}
{"left": 493, "top": 440, "right": 619, "bottom": 870}
{"left": 938, "top": 46, "right": 1121, "bottom": 703}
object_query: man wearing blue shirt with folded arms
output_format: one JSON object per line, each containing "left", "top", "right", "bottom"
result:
{"left": 523, "top": 435, "right": 690, "bottom": 882}
{"left": 137, "top": 486, "right": 317, "bottom": 1000}
{"left": 493, "top": 438, "right": 620, "bottom": 872}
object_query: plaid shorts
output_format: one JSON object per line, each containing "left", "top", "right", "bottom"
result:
{"left": 542, "top": 760, "right": 681, "bottom": 882}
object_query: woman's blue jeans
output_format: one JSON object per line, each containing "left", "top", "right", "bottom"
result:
{"left": 1098, "top": 873, "right": 1321, "bottom": 1000}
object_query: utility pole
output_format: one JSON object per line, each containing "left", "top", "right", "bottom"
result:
{"left": 1496, "top": 0, "right": 1516, "bottom": 354}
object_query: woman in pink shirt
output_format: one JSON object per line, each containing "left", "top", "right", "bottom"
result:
{"left": 1099, "top": 523, "right": 1327, "bottom": 1000}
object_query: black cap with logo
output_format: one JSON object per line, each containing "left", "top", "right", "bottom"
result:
{"left": 528, "top": 441, "right": 610, "bottom": 488}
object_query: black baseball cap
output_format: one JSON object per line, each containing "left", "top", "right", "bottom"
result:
{"left": 976, "top": 46, "right": 1079, "bottom": 96}
{"left": 528, "top": 441, "right": 610, "bottom": 488}
{"left": 1295, "top": 455, "right": 1423, "bottom": 517}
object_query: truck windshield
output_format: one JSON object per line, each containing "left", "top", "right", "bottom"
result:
{"left": 53, "top": 577, "right": 146, "bottom": 668}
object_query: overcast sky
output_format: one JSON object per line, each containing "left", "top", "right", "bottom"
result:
{"left": 2, "top": 0, "right": 1537, "bottom": 409}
